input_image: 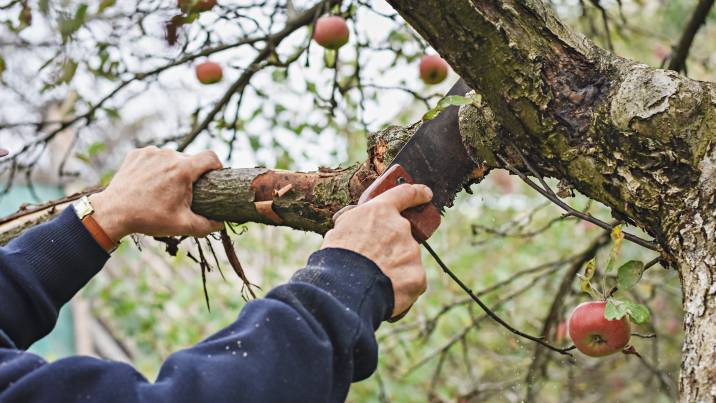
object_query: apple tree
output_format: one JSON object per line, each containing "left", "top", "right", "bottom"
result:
{"left": 1, "top": 0, "right": 714, "bottom": 401}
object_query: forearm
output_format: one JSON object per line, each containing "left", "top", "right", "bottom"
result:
{"left": 0, "top": 248, "right": 393, "bottom": 403}
{"left": 0, "top": 206, "right": 108, "bottom": 349}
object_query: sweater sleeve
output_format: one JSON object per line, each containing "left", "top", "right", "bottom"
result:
{"left": 0, "top": 206, "right": 109, "bottom": 350}
{"left": 0, "top": 248, "right": 395, "bottom": 403}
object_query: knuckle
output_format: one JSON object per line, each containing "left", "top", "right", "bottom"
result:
{"left": 161, "top": 148, "right": 177, "bottom": 158}
{"left": 416, "top": 270, "right": 427, "bottom": 293}
{"left": 399, "top": 183, "right": 417, "bottom": 197}
{"left": 206, "top": 150, "right": 221, "bottom": 164}
{"left": 128, "top": 148, "right": 142, "bottom": 158}
{"left": 364, "top": 200, "right": 389, "bottom": 216}
{"left": 167, "top": 160, "right": 181, "bottom": 174}
{"left": 143, "top": 145, "right": 160, "bottom": 154}
{"left": 179, "top": 168, "right": 193, "bottom": 183}
{"left": 397, "top": 217, "right": 412, "bottom": 232}
{"left": 369, "top": 199, "right": 389, "bottom": 210}
{"left": 410, "top": 241, "right": 421, "bottom": 256}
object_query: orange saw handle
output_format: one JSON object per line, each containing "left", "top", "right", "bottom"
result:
{"left": 357, "top": 164, "right": 441, "bottom": 242}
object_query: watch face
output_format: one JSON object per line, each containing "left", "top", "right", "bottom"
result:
{"left": 75, "top": 196, "right": 94, "bottom": 219}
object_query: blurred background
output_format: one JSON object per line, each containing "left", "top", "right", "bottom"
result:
{"left": 1, "top": 0, "right": 712, "bottom": 401}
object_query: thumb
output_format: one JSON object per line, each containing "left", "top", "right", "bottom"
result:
{"left": 188, "top": 150, "right": 223, "bottom": 182}
{"left": 373, "top": 184, "right": 433, "bottom": 212}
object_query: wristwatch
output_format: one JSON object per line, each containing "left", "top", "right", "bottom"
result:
{"left": 74, "top": 196, "right": 118, "bottom": 253}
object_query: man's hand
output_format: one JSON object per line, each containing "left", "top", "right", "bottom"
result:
{"left": 89, "top": 146, "right": 224, "bottom": 241}
{"left": 321, "top": 184, "right": 433, "bottom": 319}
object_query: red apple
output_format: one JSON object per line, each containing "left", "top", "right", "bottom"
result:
{"left": 568, "top": 301, "right": 631, "bottom": 357}
{"left": 313, "top": 16, "right": 349, "bottom": 50}
{"left": 178, "top": 0, "right": 217, "bottom": 13}
{"left": 195, "top": 61, "right": 223, "bottom": 84}
{"left": 419, "top": 55, "right": 449, "bottom": 85}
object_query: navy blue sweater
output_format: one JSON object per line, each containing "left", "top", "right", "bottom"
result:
{"left": 0, "top": 206, "right": 394, "bottom": 402}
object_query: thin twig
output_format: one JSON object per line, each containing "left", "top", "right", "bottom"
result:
{"left": 422, "top": 242, "right": 576, "bottom": 356}
{"left": 220, "top": 229, "right": 257, "bottom": 299}
{"left": 194, "top": 238, "right": 211, "bottom": 312}
{"left": 497, "top": 148, "right": 659, "bottom": 252}
{"left": 668, "top": 0, "right": 715, "bottom": 73}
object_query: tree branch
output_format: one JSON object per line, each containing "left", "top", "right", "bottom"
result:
{"left": 667, "top": 0, "right": 715, "bottom": 73}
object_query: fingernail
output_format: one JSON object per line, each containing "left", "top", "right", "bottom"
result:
{"left": 420, "top": 185, "right": 433, "bottom": 198}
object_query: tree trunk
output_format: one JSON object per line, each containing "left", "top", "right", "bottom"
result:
{"left": 666, "top": 171, "right": 716, "bottom": 400}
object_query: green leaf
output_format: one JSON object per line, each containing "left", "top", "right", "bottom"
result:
{"left": 306, "top": 81, "right": 316, "bottom": 93}
{"left": 624, "top": 301, "right": 651, "bottom": 324}
{"left": 87, "top": 142, "right": 106, "bottom": 157}
{"left": 74, "top": 153, "right": 90, "bottom": 164}
{"left": 422, "top": 95, "right": 476, "bottom": 121}
{"left": 604, "top": 299, "right": 628, "bottom": 320}
{"left": 99, "top": 0, "right": 116, "bottom": 13}
{"left": 605, "top": 298, "right": 651, "bottom": 324}
{"left": 39, "top": 0, "right": 50, "bottom": 15}
{"left": 271, "top": 69, "right": 287, "bottom": 82}
{"left": 248, "top": 135, "right": 260, "bottom": 151}
{"left": 617, "top": 260, "right": 645, "bottom": 290}
{"left": 59, "top": 3, "right": 88, "bottom": 42}
{"left": 59, "top": 59, "right": 78, "bottom": 84}
{"left": 102, "top": 107, "right": 120, "bottom": 121}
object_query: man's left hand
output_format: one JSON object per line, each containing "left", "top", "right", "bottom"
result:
{"left": 89, "top": 146, "right": 224, "bottom": 242}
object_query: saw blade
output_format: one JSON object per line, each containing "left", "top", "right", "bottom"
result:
{"left": 389, "top": 79, "right": 476, "bottom": 210}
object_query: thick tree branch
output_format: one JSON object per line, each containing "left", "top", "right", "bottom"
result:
{"left": 389, "top": 0, "right": 715, "bottom": 246}
{"left": 0, "top": 123, "right": 466, "bottom": 245}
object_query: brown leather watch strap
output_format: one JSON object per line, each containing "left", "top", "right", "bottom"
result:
{"left": 81, "top": 214, "right": 117, "bottom": 253}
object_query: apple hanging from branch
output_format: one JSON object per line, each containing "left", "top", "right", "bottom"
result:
{"left": 313, "top": 16, "right": 350, "bottom": 50}
{"left": 568, "top": 226, "right": 652, "bottom": 357}
{"left": 419, "top": 54, "right": 449, "bottom": 85}
{"left": 568, "top": 301, "right": 631, "bottom": 357}
{"left": 195, "top": 61, "right": 223, "bottom": 84}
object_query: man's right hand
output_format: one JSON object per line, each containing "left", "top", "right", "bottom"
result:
{"left": 321, "top": 184, "right": 434, "bottom": 320}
